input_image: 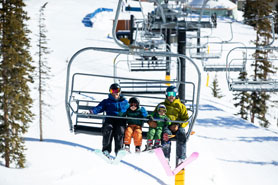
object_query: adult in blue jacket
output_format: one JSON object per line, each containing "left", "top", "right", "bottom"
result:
{"left": 90, "top": 83, "right": 129, "bottom": 157}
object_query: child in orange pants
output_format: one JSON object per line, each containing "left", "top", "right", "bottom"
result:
{"left": 123, "top": 97, "right": 148, "bottom": 153}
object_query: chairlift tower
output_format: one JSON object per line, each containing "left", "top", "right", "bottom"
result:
{"left": 146, "top": 0, "right": 215, "bottom": 99}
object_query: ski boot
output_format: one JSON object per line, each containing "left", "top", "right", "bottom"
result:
{"left": 124, "top": 144, "right": 131, "bottom": 153}
{"left": 135, "top": 146, "right": 141, "bottom": 153}
{"left": 102, "top": 150, "right": 112, "bottom": 160}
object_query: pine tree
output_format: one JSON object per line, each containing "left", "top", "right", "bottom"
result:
{"left": 210, "top": 73, "right": 223, "bottom": 98}
{"left": 244, "top": 0, "right": 275, "bottom": 127}
{"left": 243, "top": 0, "right": 257, "bottom": 27}
{"left": 275, "top": 4, "right": 278, "bottom": 33}
{"left": 233, "top": 71, "right": 251, "bottom": 120}
{"left": 0, "top": 0, "right": 34, "bottom": 168}
{"left": 36, "top": 2, "right": 51, "bottom": 141}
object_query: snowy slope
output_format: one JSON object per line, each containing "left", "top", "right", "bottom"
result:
{"left": 0, "top": 0, "right": 278, "bottom": 185}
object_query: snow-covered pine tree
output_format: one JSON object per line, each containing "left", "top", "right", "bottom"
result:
{"left": 233, "top": 71, "right": 251, "bottom": 120}
{"left": 36, "top": 2, "right": 51, "bottom": 141}
{"left": 244, "top": 0, "right": 276, "bottom": 127}
{"left": 210, "top": 73, "right": 223, "bottom": 98}
{"left": 0, "top": 0, "right": 34, "bottom": 168}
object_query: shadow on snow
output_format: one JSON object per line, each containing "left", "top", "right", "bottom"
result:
{"left": 218, "top": 158, "right": 278, "bottom": 166}
{"left": 196, "top": 116, "right": 258, "bottom": 129}
{"left": 196, "top": 135, "right": 278, "bottom": 143}
{"left": 198, "top": 104, "right": 224, "bottom": 112}
{"left": 24, "top": 137, "right": 168, "bottom": 185}
{"left": 237, "top": 136, "right": 278, "bottom": 142}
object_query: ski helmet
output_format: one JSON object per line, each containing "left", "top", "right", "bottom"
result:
{"left": 129, "top": 97, "right": 140, "bottom": 107}
{"left": 109, "top": 83, "right": 121, "bottom": 94}
{"left": 165, "top": 86, "right": 178, "bottom": 97}
{"left": 157, "top": 104, "right": 167, "bottom": 113}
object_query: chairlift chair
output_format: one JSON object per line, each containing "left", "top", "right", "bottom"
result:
{"left": 65, "top": 47, "right": 201, "bottom": 142}
{"left": 226, "top": 46, "right": 278, "bottom": 92}
{"left": 188, "top": 36, "right": 223, "bottom": 60}
{"left": 201, "top": 42, "right": 247, "bottom": 72}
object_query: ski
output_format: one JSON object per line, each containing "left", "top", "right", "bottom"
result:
{"left": 94, "top": 149, "right": 126, "bottom": 165}
{"left": 94, "top": 149, "right": 113, "bottom": 164}
{"left": 154, "top": 147, "right": 173, "bottom": 176}
{"left": 154, "top": 147, "right": 199, "bottom": 176}
{"left": 142, "top": 145, "right": 162, "bottom": 153}
{"left": 172, "top": 152, "right": 199, "bottom": 175}
{"left": 113, "top": 150, "right": 126, "bottom": 165}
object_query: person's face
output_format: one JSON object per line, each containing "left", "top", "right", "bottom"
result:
{"left": 166, "top": 91, "right": 176, "bottom": 103}
{"left": 110, "top": 88, "right": 121, "bottom": 99}
{"left": 158, "top": 108, "right": 166, "bottom": 115}
{"left": 167, "top": 95, "right": 175, "bottom": 102}
{"left": 111, "top": 92, "right": 120, "bottom": 99}
{"left": 129, "top": 103, "right": 138, "bottom": 111}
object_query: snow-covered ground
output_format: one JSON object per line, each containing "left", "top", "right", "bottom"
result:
{"left": 0, "top": 0, "right": 278, "bottom": 185}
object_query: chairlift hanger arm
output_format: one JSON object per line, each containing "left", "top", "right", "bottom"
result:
{"left": 112, "top": 0, "right": 129, "bottom": 49}
{"left": 197, "top": 0, "right": 209, "bottom": 25}
{"left": 154, "top": 0, "right": 166, "bottom": 23}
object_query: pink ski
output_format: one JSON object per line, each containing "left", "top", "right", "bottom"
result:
{"left": 154, "top": 147, "right": 173, "bottom": 176}
{"left": 154, "top": 147, "right": 199, "bottom": 176}
{"left": 172, "top": 152, "right": 199, "bottom": 175}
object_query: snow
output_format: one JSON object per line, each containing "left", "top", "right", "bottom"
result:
{"left": 189, "top": 0, "right": 237, "bottom": 9}
{"left": 0, "top": 0, "right": 278, "bottom": 185}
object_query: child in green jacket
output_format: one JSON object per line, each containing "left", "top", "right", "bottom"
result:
{"left": 145, "top": 104, "right": 171, "bottom": 150}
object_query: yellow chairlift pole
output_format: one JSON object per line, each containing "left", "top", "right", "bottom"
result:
{"left": 207, "top": 45, "right": 210, "bottom": 54}
{"left": 175, "top": 169, "right": 185, "bottom": 185}
{"left": 206, "top": 73, "right": 209, "bottom": 87}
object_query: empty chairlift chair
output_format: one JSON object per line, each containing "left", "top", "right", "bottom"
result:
{"left": 226, "top": 46, "right": 278, "bottom": 92}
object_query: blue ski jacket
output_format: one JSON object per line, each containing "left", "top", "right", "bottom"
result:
{"left": 90, "top": 94, "right": 129, "bottom": 116}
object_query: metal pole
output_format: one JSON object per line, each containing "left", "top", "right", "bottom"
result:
{"left": 197, "top": 28, "right": 200, "bottom": 54}
{"left": 166, "top": 28, "right": 171, "bottom": 81}
{"left": 177, "top": 29, "right": 186, "bottom": 100}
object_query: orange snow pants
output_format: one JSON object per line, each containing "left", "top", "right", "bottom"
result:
{"left": 124, "top": 124, "right": 142, "bottom": 147}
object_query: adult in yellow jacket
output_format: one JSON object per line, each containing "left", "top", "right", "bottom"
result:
{"left": 159, "top": 86, "right": 189, "bottom": 164}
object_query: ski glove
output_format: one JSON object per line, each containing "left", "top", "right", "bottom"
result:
{"left": 148, "top": 121, "right": 157, "bottom": 128}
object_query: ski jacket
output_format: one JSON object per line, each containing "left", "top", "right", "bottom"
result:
{"left": 158, "top": 98, "right": 189, "bottom": 128}
{"left": 149, "top": 111, "right": 171, "bottom": 128}
{"left": 122, "top": 106, "right": 148, "bottom": 127}
{"left": 90, "top": 94, "right": 129, "bottom": 116}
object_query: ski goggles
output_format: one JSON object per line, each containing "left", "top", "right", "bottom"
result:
{"left": 166, "top": 91, "right": 176, "bottom": 97}
{"left": 130, "top": 103, "right": 138, "bottom": 107}
{"left": 109, "top": 88, "right": 121, "bottom": 94}
{"left": 158, "top": 108, "right": 167, "bottom": 113}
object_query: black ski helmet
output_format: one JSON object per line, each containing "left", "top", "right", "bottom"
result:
{"left": 129, "top": 97, "right": 140, "bottom": 107}
{"left": 109, "top": 83, "right": 121, "bottom": 92}
{"left": 165, "top": 86, "right": 178, "bottom": 96}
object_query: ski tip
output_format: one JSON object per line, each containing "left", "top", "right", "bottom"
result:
{"left": 191, "top": 152, "right": 199, "bottom": 158}
{"left": 190, "top": 131, "right": 196, "bottom": 135}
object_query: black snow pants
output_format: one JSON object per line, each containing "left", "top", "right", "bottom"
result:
{"left": 102, "top": 118, "right": 126, "bottom": 155}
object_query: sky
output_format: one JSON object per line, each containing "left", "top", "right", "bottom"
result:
{"left": 0, "top": 0, "right": 278, "bottom": 185}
